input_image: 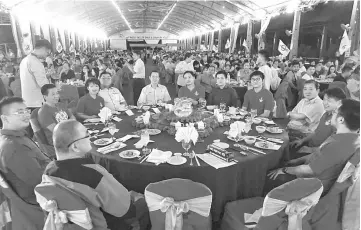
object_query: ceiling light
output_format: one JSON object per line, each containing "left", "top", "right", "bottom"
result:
{"left": 157, "top": 2, "right": 177, "bottom": 30}
{"left": 110, "top": 0, "right": 133, "bottom": 32}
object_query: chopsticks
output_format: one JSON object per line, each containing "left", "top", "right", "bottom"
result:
{"left": 193, "top": 151, "right": 200, "bottom": 166}
{"left": 140, "top": 154, "right": 150, "bottom": 164}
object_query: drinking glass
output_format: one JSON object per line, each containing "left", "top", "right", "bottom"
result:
{"left": 220, "top": 103, "right": 226, "bottom": 113}
{"left": 107, "top": 122, "right": 117, "bottom": 140}
{"left": 182, "top": 140, "right": 191, "bottom": 157}
{"left": 189, "top": 151, "right": 195, "bottom": 166}
{"left": 250, "top": 109, "right": 258, "bottom": 120}
{"left": 199, "top": 98, "right": 207, "bottom": 109}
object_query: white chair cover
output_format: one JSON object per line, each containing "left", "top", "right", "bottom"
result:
{"left": 35, "top": 193, "right": 93, "bottom": 230}
{"left": 245, "top": 181, "right": 323, "bottom": 230}
{"left": 145, "top": 190, "right": 212, "bottom": 230}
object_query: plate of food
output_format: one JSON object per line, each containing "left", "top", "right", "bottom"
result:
{"left": 266, "top": 127, "right": 284, "bottom": 134}
{"left": 84, "top": 118, "right": 101, "bottom": 123}
{"left": 231, "top": 115, "right": 242, "bottom": 120}
{"left": 227, "top": 135, "right": 244, "bottom": 142}
{"left": 264, "top": 120, "right": 276, "bottom": 125}
{"left": 255, "top": 141, "right": 275, "bottom": 150}
{"left": 119, "top": 150, "right": 140, "bottom": 159}
{"left": 134, "top": 129, "right": 161, "bottom": 136}
{"left": 167, "top": 155, "right": 187, "bottom": 165}
{"left": 94, "top": 138, "right": 113, "bottom": 146}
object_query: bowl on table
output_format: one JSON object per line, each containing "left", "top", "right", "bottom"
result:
{"left": 253, "top": 118, "right": 262, "bottom": 124}
{"left": 207, "top": 105, "right": 217, "bottom": 111}
{"left": 244, "top": 136, "right": 256, "bottom": 145}
{"left": 142, "top": 105, "right": 150, "bottom": 111}
{"left": 256, "top": 126, "right": 266, "bottom": 133}
{"left": 238, "top": 110, "right": 248, "bottom": 116}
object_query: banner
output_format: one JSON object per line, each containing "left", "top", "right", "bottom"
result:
{"left": 242, "top": 39, "right": 248, "bottom": 52}
{"left": 339, "top": 30, "right": 351, "bottom": 55}
{"left": 225, "top": 39, "right": 230, "bottom": 49}
{"left": 230, "top": 23, "right": 240, "bottom": 53}
{"left": 209, "top": 31, "right": 214, "bottom": 52}
{"left": 56, "top": 29, "right": 63, "bottom": 53}
{"left": 278, "top": 39, "right": 290, "bottom": 57}
{"left": 17, "top": 16, "right": 33, "bottom": 55}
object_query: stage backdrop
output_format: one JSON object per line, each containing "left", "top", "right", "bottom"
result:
{"left": 109, "top": 29, "right": 178, "bottom": 50}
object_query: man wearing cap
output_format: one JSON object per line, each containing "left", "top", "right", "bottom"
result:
{"left": 20, "top": 39, "right": 51, "bottom": 109}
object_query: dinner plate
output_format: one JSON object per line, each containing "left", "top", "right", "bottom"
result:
{"left": 266, "top": 127, "right": 283, "bottom": 134}
{"left": 119, "top": 150, "right": 140, "bottom": 159}
{"left": 99, "top": 142, "right": 126, "bottom": 154}
{"left": 134, "top": 129, "right": 161, "bottom": 136}
{"left": 227, "top": 136, "right": 244, "bottom": 142}
{"left": 167, "top": 156, "right": 187, "bottom": 165}
{"left": 94, "top": 138, "right": 113, "bottom": 146}
{"left": 213, "top": 142, "right": 229, "bottom": 149}
{"left": 231, "top": 115, "right": 242, "bottom": 120}
{"left": 117, "top": 107, "right": 128, "bottom": 112}
{"left": 84, "top": 118, "right": 101, "bottom": 123}
{"left": 255, "top": 141, "right": 275, "bottom": 150}
{"left": 264, "top": 120, "right": 276, "bottom": 125}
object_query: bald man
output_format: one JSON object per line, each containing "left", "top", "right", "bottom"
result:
{"left": 37, "top": 120, "right": 149, "bottom": 230}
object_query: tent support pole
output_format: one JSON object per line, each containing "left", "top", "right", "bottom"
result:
{"left": 289, "top": 9, "right": 301, "bottom": 59}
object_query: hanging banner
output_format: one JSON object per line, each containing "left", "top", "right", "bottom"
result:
{"left": 209, "top": 31, "right": 214, "bottom": 52}
{"left": 242, "top": 39, "right": 248, "bottom": 52}
{"left": 69, "top": 33, "right": 75, "bottom": 53}
{"left": 230, "top": 23, "right": 240, "bottom": 53}
{"left": 10, "top": 14, "right": 22, "bottom": 58}
{"left": 56, "top": 28, "right": 63, "bottom": 53}
{"left": 339, "top": 30, "right": 351, "bottom": 55}
{"left": 278, "top": 39, "right": 290, "bottom": 57}
{"left": 17, "top": 16, "right": 33, "bottom": 55}
{"left": 41, "top": 24, "right": 50, "bottom": 42}
{"left": 225, "top": 39, "right": 231, "bottom": 49}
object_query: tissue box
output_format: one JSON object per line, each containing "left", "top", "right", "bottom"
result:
{"left": 207, "top": 144, "right": 234, "bottom": 162}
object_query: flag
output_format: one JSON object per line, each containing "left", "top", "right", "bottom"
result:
{"left": 56, "top": 29, "right": 63, "bottom": 53}
{"left": 225, "top": 39, "right": 230, "bottom": 49}
{"left": 278, "top": 39, "right": 290, "bottom": 57}
{"left": 242, "top": 39, "right": 248, "bottom": 52}
{"left": 339, "top": 30, "right": 350, "bottom": 55}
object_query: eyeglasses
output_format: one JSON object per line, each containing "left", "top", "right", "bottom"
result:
{"left": 10, "top": 109, "right": 31, "bottom": 116}
{"left": 251, "top": 78, "right": 262, "bottom": 82}
{"left": 101, "top": 77, "right": 111, "bottom": 80}
{"left": 67, "top": 134, "right": 90, "bottom": 148}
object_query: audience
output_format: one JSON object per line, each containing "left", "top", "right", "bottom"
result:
{"left": 199, "top": 64, "right": 217, "bottom": 99}
{"left": 76, "top": 78, "right": 104, "bottom": 120}
{"left": 242, "top": 71, "right": 274, "bottom": 117}
{"left": 137, "top": 71, "right": 171, "bottom": 106}
{"left": 334, "top": 65, "right": 353, "bottom": 83}
{"left": 207, "top": 70, "right": 238, "bottom": 107}
{"left": 40, "top": 120, "right": 149, "bottom": 229}
{"left": 287, "top": 80, "right": 325, "bottom": 134}
{"left": 301, "top": 63, "right": 316, "bottom": 80}
{"left": 60, "top": 61, "right": 76, "bottom": 82}
{"left": 38, "top": 84, "right": 75, "bottom": 145}
{"left": 175, "top": 52, "right": 194, "bottom": 91}
{"left": 98, "top": 71, "right": 127, "bottom": 111}
{"left": 178, "top": 71, "right": 205, "bottom": 105}
{"left": 257, "top": 49, "right": 272, "bottom": 91}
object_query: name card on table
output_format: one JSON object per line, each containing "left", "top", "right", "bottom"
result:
{"left": 125, "top": 110, "right": 134, "bottom": 116}
{"left": 153, "top": 108, "right": 161, "bottom": 114}
{"left": 112, "top": 117, "right": 122, "bottom": 122}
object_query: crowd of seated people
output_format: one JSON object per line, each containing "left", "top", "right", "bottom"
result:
{"left": 0, "top": 40, "right": 360, "bottom": 229}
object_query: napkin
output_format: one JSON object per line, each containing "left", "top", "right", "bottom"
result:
{"left": 146, "top": 149, "right": 172, "bottom": 164}
{"left": 217, "top": 113, "right": 224, "bottom": 122}
{"left": 196, "top": 154, "right": 236, "bottom": 169}
{"left": 165, "top": 104, "right": 174, "bottom": 111}
{"left": 99, "top": 107, "right": 112, "bottom": 123}
{"left": 116, "top": 135, "right": 139, "bottom": 142}
{"left": 244, "top": 208, "right": 263, "bottom": 228}
{"left": 214, "top": 109, "right": 220, "bottom": 116}
{"left": 112, "top": 117, "right": 122, "bottom": 122}
{"left": 197, "top": 121, "right": 205, "bottom": 130}
{"left": 109, "top": 128, "right": 119, "bottom": 136}
{"left": 175, "top": 121, "right": 182, "bottom": 130}
{"left": 175, "top": 126, "right": 199, "bottom": 144}
{"left": 229, "top": 121, "right": 245, "bottom": 138}
{"left": 143, "top": 111, "right": 150, "bottom": 124}
{"left": 134, "top": 139, "right": 154, "bottom": 148}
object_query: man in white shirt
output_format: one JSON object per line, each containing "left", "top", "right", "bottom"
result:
{"left": 296, "top": 60, "right": 307, "bottom": 79}
{"left": 137, "top": 71, "right": 171, "bottom": 106}
{"left": 20, "top": 39, "right": 51, "bottom": 109}
{"left": 301, "top": 64, "right": 316, "bottom": 81}
{"left": 98, "top": 72, "right": 127, "bottom": 111}
{"left": 257, "top": 49, "right": 272, "bottom": 91}
{"left": 126, "top": 51, "right": 145, "bottom": 105}
{"left": 175, "top": 53, "right": 194, "bottom": 91}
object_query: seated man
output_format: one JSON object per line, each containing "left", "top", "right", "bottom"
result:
{"left": 287, "top": 80, "right": 325, "bottom": 136}
{"left": 301, "top": 63, "right": 316, "bottom": 81}
{"left": 43, "top": 120, "right": 149, "bottom": 229}
{"left": 242, "top": 71, "right": 274, "bottom": 118}
{"left": 38, "top": 84, "right": 75, "bottom": 146}
{"left": 334, "top": 65, "right": 353, "bottom": 83}
{"left": 207, "top": 70, "right": 239, "bottom": 107}
{"left": 290, "top": 87, "right": 346, "bottom": 153}
{"left": 98, "top": 71, "right": 127, "bottom": 111}
{"left": 137, "top": 71, "right": 171, "bottom": 106}
{"left": 268, "top": 99, "right": 360, "bottom": 195}
{"left": 0, "top": 97, "right": 50, "bottom": 228}
{"left": 178, "top": 71, "right": 205, "bottom": 105}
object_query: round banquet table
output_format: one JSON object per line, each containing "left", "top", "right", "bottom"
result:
{"left": 89, "top": 109, "right": 289, "bottom": 222}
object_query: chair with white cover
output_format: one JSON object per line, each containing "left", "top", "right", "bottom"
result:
{"left": 0, "top": 172, "right": 44, "bottom": 230}
{"left": 310, "top": 149, "right": 359, "bottom": 230}
{"left": 221, "top": 178, "right": 323, "bottom": 230}
{"left": 144, "top": 178, "right": 212, "bottom": 230}
{"left": 35, "top": 177, "right": 94, "bottom": 230}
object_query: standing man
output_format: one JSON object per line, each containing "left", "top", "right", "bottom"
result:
{"left": 20, "top": 39, "right": 51, "bottom": 109}
{"left": 175, "top": 53, "right": 194, "bottom": 92}
{"left": 257, "top": 49, "right": 273, "bottom": 91}
{"left": 126, "top": 51, "right": 145, "bottom": 104}
{"left": 0, "top": 97, "right": 50, "bottom": 229}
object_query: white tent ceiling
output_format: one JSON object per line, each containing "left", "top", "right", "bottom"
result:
{"left": 1, "top": 0, "right": 317, "bottom": 36}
